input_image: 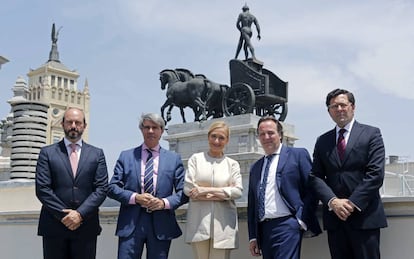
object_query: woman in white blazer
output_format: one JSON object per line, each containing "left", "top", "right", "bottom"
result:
{"left": 184, "top": 121, "right": 243, "bottom": 259}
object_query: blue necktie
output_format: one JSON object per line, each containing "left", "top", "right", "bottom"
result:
{"left": 144, "top": 149, "right": 154, "bottom": 194}
{"left": 258, "top": 154, "right": 275, "bottom": 220}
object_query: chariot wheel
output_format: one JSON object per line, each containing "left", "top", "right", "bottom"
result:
{"left": 223, "top": 83, "right": 255, "bottom": 116}
{"left": 258, "top": 102, "right": 288, "bottom": 122}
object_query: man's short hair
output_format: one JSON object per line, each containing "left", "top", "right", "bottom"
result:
{"left": 139, "top": 113, "right": 165, "bottom": 131}
{"left": 325, "top": 89, "right": 355, "bottom": 107}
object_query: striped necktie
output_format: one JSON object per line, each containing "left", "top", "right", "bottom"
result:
{"left": 144, "top": 149, "right": 154, "bottom": 194}
{"left": 258, "top": 154, "right": 275, "bottom": 220}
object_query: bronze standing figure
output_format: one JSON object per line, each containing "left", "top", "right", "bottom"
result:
{"left": 235, "top": 4, "right": 261, "bottom": 60}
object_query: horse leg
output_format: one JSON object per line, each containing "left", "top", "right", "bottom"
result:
{"left": 193, "top": 106, "right": 201, "bottom": 122}
{"left": 203, "top": 81, "right": 216, "bottom": 120}
{"left": 179, "top": 108, "right": 186, "bottom": 123}
{"left": 166, "top": 105, "right": 175, "bottom": 122}
{"left": 194, "top": 98, "right": 207, "bottom": 121}
{"left": 161, "top": 100, "right": 171, "bottom": 124}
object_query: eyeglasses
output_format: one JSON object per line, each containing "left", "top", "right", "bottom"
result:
{"left": 142, "top": 125, "right": 161, "bottom": 131}
{"left": 328, "top": 103, "right": 351, "bottom": 110}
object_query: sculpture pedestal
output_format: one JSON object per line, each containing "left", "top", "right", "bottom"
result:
{"left": 245, "top": 58, "right": 264, "bottom": 72}
{"left": 164, "top": 114, "right": 297, "bottom": 202}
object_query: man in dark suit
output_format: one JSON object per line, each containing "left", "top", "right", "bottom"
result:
{"left": 247, "top": 116, "right": 321, "bottom": 259}
{"left": 35, "top": 107, "right": 108, "bottom": 259}
{"left": 108, "top": 113, "right": 188, "bottom": 259}
{"left": 309, "top": 88, "right": 387, "bottom": 259}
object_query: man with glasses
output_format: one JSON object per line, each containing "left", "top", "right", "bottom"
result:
{"left": 310, "top": 89, "right": 387, "bottom": 259}
{"left": 108, "top": 113, "right": 188, "bottom": 259}
{"left": 247, "top": 116, "right": 321, "bottom": 259}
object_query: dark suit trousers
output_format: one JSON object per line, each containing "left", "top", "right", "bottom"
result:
{"left": 327, "top": 222, "right": 380, "bottom": 259}
{"left": 118, "top": 209, "right": 171, "bottom": 259}
{"left": 259, "top": 216, "right": 302, "bottom": 259}
{"left": 43, "top": 235, "right": 97, "bottom": 259}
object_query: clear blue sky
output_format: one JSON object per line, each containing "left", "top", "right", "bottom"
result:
{"left": 1, "top": 0, "right": 413, "bottom": 171}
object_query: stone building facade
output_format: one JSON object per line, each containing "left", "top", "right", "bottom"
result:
{"left": 0, "top": 25, "right": 90, "bottom": 180}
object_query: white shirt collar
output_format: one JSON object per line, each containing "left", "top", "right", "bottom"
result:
{"left": 266, "top": 143, "right": 282, "bottom": 157}
{"left": 63, "top": 138, "right": 82, "bottom": 147}
{"left": 336, "top": 118, "right": 355, "bottom": 134}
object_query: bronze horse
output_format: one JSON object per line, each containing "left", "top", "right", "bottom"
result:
{"left": 160, "top": 69, "right": 207, "bottom": 124}
{"left": 159, "top": 69, "right": 228, "bottom": 124}
{"left": 175, "top": 68, "right": 228, "bottom": 120}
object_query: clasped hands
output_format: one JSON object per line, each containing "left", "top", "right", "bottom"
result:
{"left": 188, "top": 186, "right": 219, "bottom": 200}
{"left": 135, "top": 193, "right": 165, "bottom": 211}
{"left": 61, "top": 209, "right": 83, "bottom": 231}
{"left": 188, "top": 185, "right": 232, "bottom": 201}
{"left": 189, "top": 186, "right": 208, "bottom": 199}
{"left": 330, "top": 198, "right": 355, "bottom": 221}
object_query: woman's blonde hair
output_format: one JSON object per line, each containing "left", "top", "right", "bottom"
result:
{"left": 208, "top": 121, "right": 230, "bottom": 139}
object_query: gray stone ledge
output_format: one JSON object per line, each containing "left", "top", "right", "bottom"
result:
{"left": 0, "top": 179, "right": 35, "bottom": 188}
{"left": 2, "top": 197, "right": 414, "bottom": 225}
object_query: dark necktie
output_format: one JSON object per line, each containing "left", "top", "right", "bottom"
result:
{"left": 144, "top": 149, "right": 154, "bottom": 194}
{"left": 258, "top": 154, "right": 275, "bottom": 220}
{"left": 337, "top": 128, "right": 346, "bottom": 161}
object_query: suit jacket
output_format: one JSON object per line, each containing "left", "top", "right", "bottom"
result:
{"left": 309, "top": 121, "right": 388, "bottom": 230}
{"left": 247, "top": 145, "right": 322, "bottom": 245}
{"left": 108, "top": 145, "right": 188, "bottom": 240}
{"left": 35, "top": 140, "right": 109, "bottom": 238}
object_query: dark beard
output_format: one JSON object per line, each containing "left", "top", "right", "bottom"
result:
{"left": 65, "top": 129, "right": 81, "bottom": 140}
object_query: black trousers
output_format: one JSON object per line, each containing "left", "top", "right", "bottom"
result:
{"left": 43, "top": 235, "right": 97, "bottom": 259}
{"left": 327, "top": 223, "right": 380, "bottom": 259}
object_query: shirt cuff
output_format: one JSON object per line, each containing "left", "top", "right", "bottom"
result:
{"left": 129, "top": 193, "right": 137, "bottom": 205}
{"left": 349, "top": 200, "right": 361, "bottom": 212}
{"left": 328, "top": 197, "right": 361, "bottom": 212}
{"left": 327, "top": 197, "right": 336, "bottom": 211}
{"left": 163, "top": 198, "right": 170, "bottom": 209}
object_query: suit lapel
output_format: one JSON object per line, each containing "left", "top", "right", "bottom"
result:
{"left": 275, "top": 145, "right": 288, "bottom": 190}
{"left": 156, "top": 148, "right": 167, "bottom": 196}
{"left": 134, "top": 147, "right": 143, "bottom": 193}
{"left": 343, "top": 121, "right": 362, "bottom": 164}
{"left": 326, "top": 128, "right": 342, "bottom": 166}
{"left": 275, "top": 146, "right": 295, "bottom": 213}
{"left": 253, "top": 157, "right": 265, "bottom": 198}
{"left": 75, "top": 141, "right": 89, "bottom": 179}
{"left": 57, "top": 140, "right": 75, "bottom": 179}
